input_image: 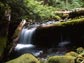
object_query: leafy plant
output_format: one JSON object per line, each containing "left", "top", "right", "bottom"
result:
{"left": 24, "top": 0, "right": 56, "bottom": 21}
{"left": 37, "top": 0, "right": 84, "bottom": 10}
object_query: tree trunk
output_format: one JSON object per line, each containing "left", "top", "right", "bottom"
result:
{"left": 1, "top": 9, "right": 21, "bottom": 62}
{"left": 0, "top": 10, "right": 10, "bottom": 62}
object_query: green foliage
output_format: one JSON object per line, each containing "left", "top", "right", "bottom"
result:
{"left": 1, "top": 0, "right": 83, "bottom": 22}
{"left": 54, "top": 16, "right": 61, "bottom": 20}
{"left": 24, "top": 0, "right": 56, "bottom": 21}
{"left": 0, "top": 0, "right": 84, "bottom": 21}
{"left": 47, "top": 56, "right": 75, "bottom": 63}
{"left": 0, "top": 0, "right": 57, "bottom": 21}
{"left": 6, "top": 0, "right": 28, "bottom": 20}
{"left": 0, "top": 1, "right": 10, "bottom": 20}
{"left": 38, "top": 0, "right": 84, "bottom": 10}
{"left": 52, "top": 17, "right": 84, "bottom": 27}
{"left": 6, "top": 53, "right": 40, "bottom": 63}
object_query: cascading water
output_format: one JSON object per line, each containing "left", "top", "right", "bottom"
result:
{"left": 14, "top": 20, "right": 72, "bottom": 58}
{"left": 15, "top": 27, "right": 43, "bottom": 56}
{"left": 18, "top": 27, "right": 36, "bottom": 44}
{"left": 55, "top": 30, "right": 71, "bottom": 55}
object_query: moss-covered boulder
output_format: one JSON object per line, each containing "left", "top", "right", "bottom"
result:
{"left": 65, "top": 51, "right": 78, "bottom": 57}
{"left": 37, "top": 17, "right": 84, "bottom": 28}
{"left": 47, "top": 56, "right": 75, "bottom": 63}
{"left": 75, "top": 52, "right": 84, "bottom": 63}
{"left": 76, "top": 47, "right": 84, "bottom": 54}
{"left": 6, "top": 53, "right": 40, "bottom": 63}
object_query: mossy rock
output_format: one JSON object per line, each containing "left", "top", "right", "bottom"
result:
{"left": 65, "top": 51, "right": 78, "bottom": 57}
{"left": 39, "top": 17, "right": 84, "bottom": 28}
{"left": 76, "top": 47, "right": 84, "bottom": 54}
{"left": 6, "top": 53, "right": 40, "bottom": 63}
{"left": 47, "top": 56, "right": 75, "bottom": 63}
{"left": 76, "top": 52, "right": 84, "bottom": 63}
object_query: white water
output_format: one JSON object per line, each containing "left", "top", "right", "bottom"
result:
{"left": 19, "top": 27, "right": 36, "bottom": 44}
{"left": 15, "top": 27, "right": 43, "bottom": 56}
{"left": 15, "top": 44, "right": 35, "bottom": 50}
{"left": 15, "top": 44, "right": 43, "bottom": 56}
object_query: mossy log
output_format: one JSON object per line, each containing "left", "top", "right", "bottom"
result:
{"left": 32, "top": 18, "right": 84, "bottom": 48}
{"left": 37, "top": 18, "right": 84, "bottom": 28}
{"left": 55, "top": 8, "right": 84, "bottom": 19}
{"left": 69, "top": 8, "right": 84, "bottom": 18}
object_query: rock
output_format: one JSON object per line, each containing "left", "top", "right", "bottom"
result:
{"left": 6, "top": 53, "right": 40, "bottom": 63}
{"left": 47, "top": 56, "right": 75, "bottom": 63}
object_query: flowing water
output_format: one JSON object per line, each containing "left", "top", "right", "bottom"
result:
{"left": 18, "top": 27, "right": 36, "bottom": 44}
{"left": 15, "top": 27, "right": 43, "bottom": 57}
{"left": 14, "top": 21, "right": 71, "bottom": 57}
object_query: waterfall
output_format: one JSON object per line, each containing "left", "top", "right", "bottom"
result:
{"left": 15, "top": 27, "right": 43, "bottom": 57}
{"left": 19, "top": 27, "right": 36, "bottom": 44}
{"left": 14, "top": 20, "right": 72, "bottom": 57}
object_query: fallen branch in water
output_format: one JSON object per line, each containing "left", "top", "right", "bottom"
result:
{"left": 9, "top": 19, "right": 26, "bottom": 54}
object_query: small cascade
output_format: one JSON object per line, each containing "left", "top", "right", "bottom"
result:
{"left": 56, "top": 41, "right": 70, "bottom": 54}
{"left": 55, "top": 30, "right": 71, "bottom": 55}
{"left": 19, "top": 27, "right": 36, "bottom": 44}
{"left": 14, "top": 20, "right": 72, "bottom": 58}
{"left": 15, "top": 27, "right": 43, "bottom": 57}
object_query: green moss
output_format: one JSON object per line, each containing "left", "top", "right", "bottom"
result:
{"left": 40, "top": 17, "right": 84, "bottom": 28}
{"left": 6, "top": 54, "right": 40, "bottom": 63}
{"left": 12, "top": 29, "right": 20, "bottom": 38}
{"left": 47, "top": 56, "right": 75, "bottom": 63}
{"left": 75, "top": 53, "right": 84, "bottom": 63}
{"left": 76, "top": 47, "right": 84, "bottom": 54}
{"left": 52, "top": 18, "right": 84, "bottom": 27}
{"left": 54, "top": 16, "right": 61, "bottom": 20}
{"left": 0, "top": 37, "right": 7, "bottom": 56}
{"left": 65, "top": 51, "right": 78, "bottom": 57}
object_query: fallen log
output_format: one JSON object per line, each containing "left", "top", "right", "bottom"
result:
{"left": 55, "top": 8, "right": 84, "bottom": 19}
{"left": 68, "top": 8, "right": 84, "bottom": 18}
